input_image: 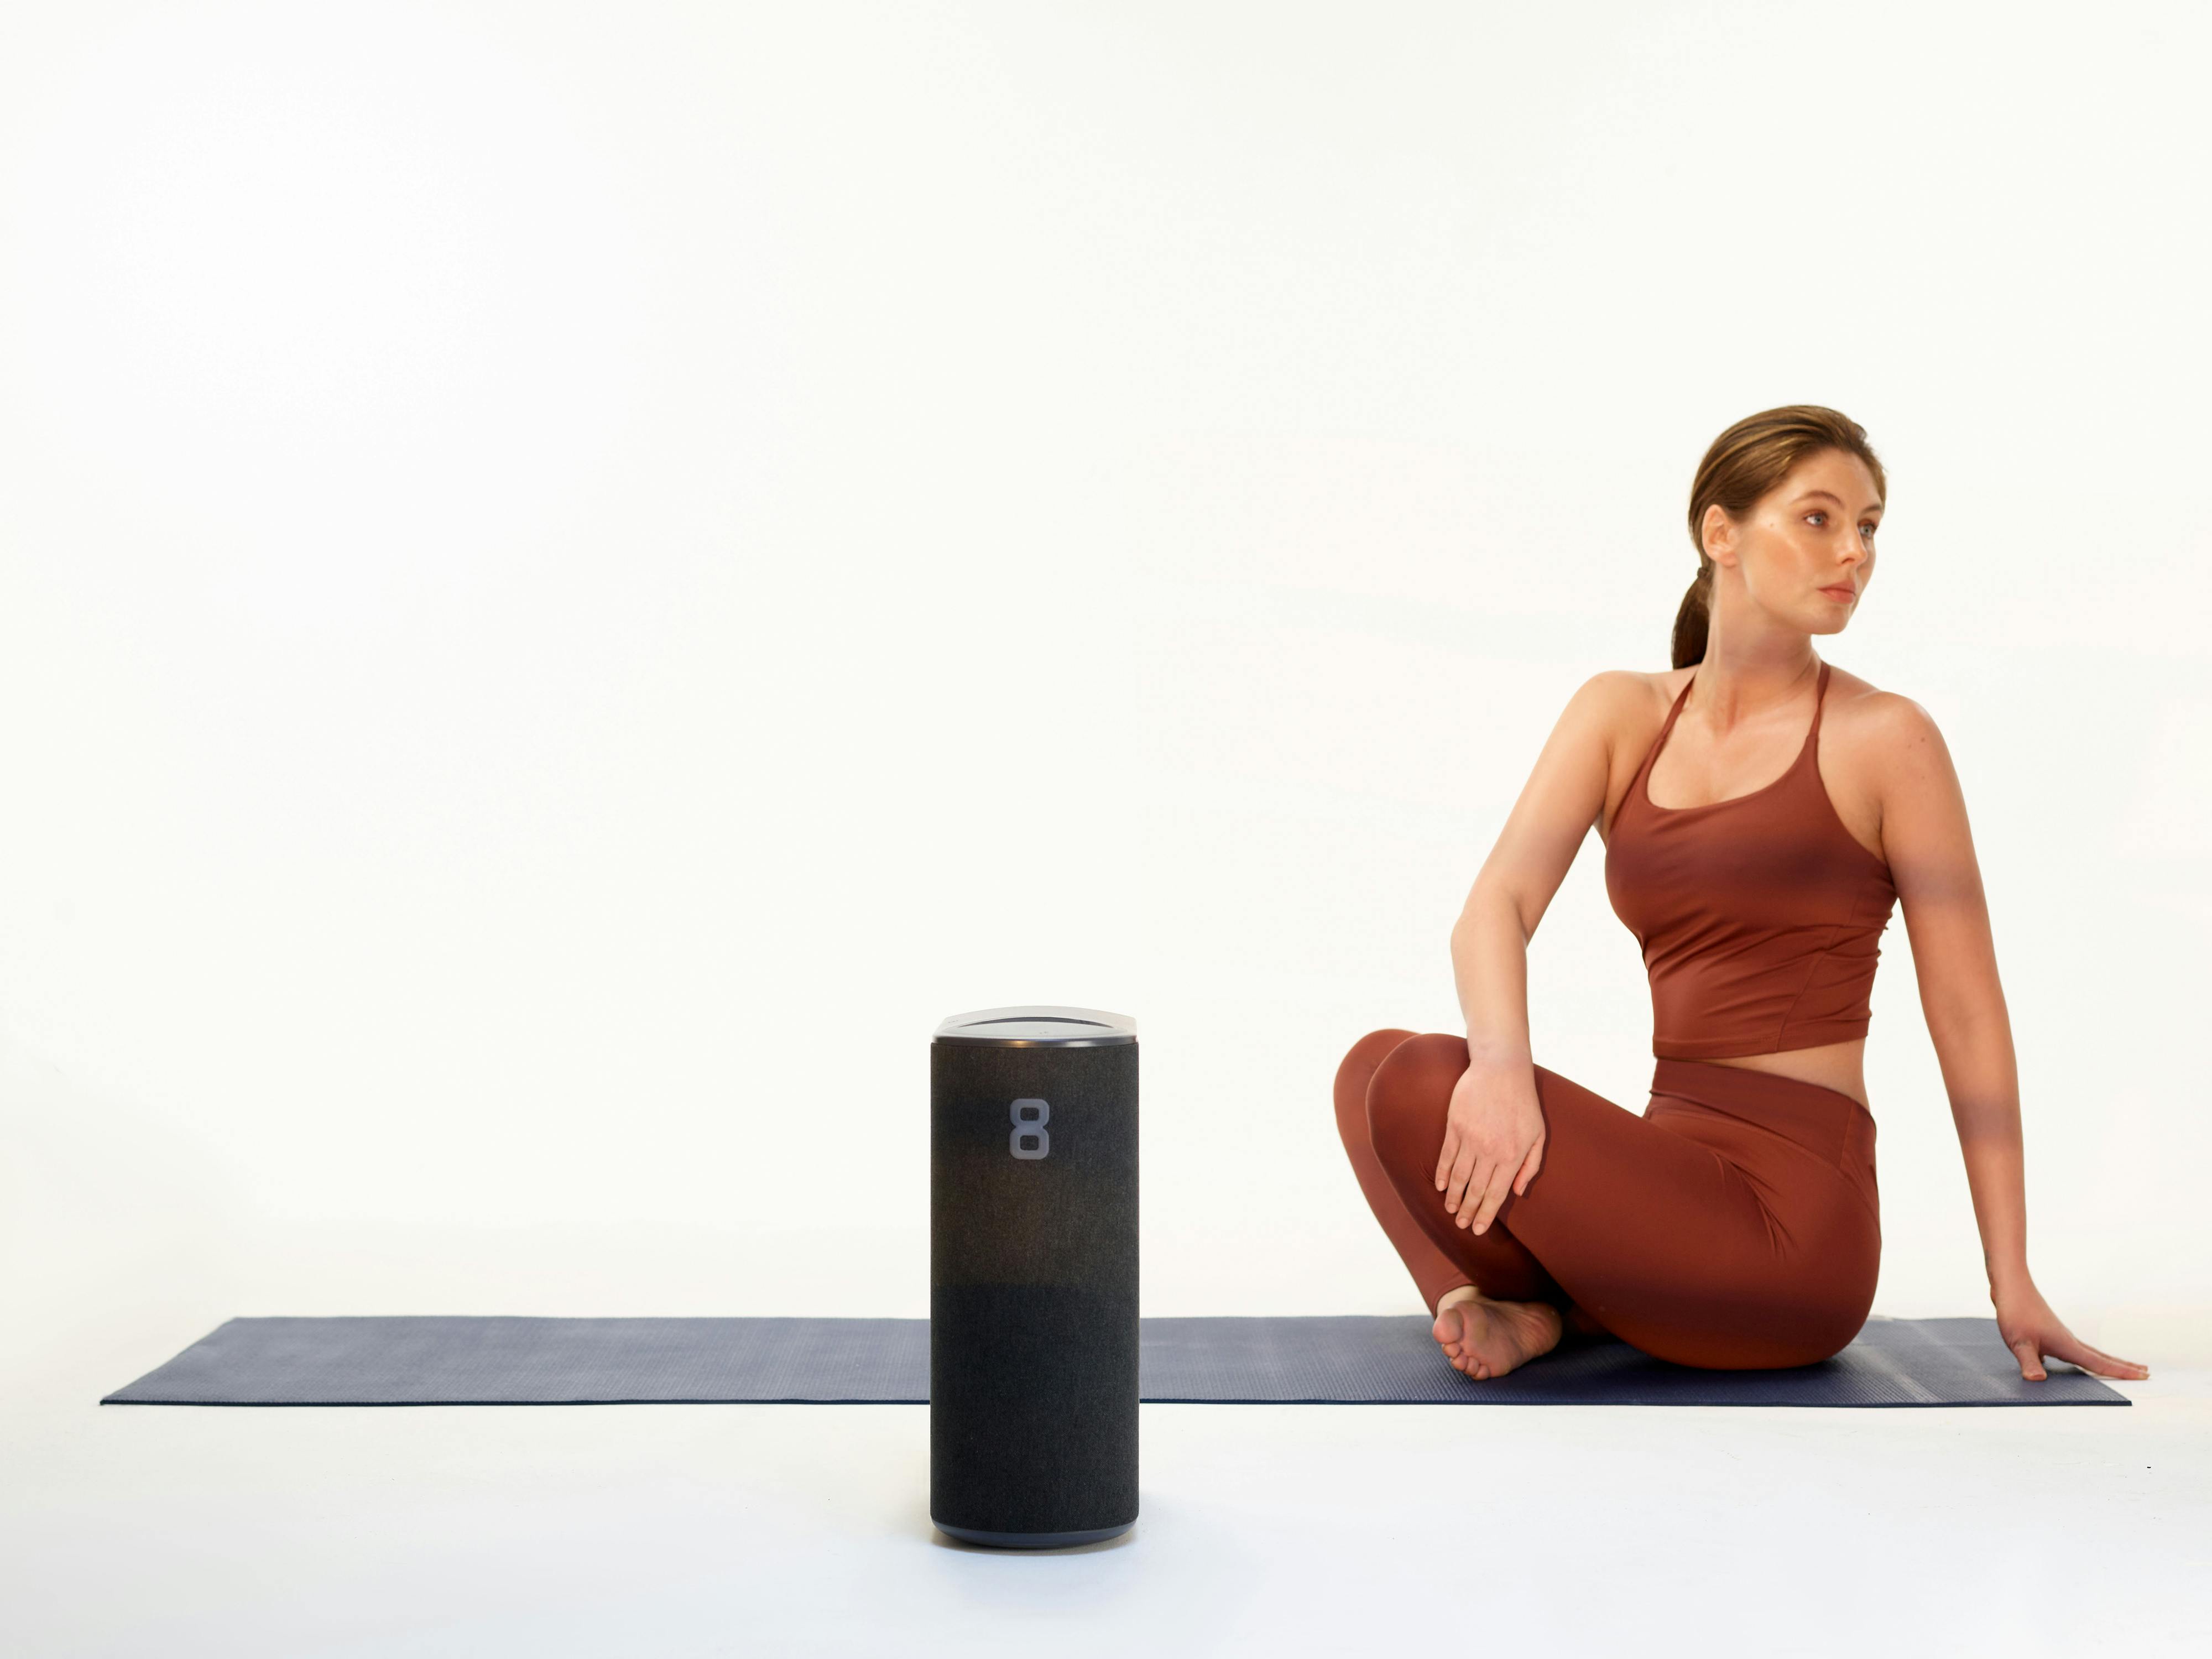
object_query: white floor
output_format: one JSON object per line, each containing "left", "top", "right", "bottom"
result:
{"left": 7, "top": 1286, "right": 2208, "bottom": 1656}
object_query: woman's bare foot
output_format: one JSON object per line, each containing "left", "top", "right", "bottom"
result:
{"left": 1432, "top": 1285, "right": 1564, "bottom": 1380}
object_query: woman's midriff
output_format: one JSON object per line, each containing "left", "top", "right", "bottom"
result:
{"left": 1694, "top": 1037, "right": 1870, "bottom": 1112}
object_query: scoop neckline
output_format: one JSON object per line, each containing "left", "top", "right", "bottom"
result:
{"left": 1640, "top": 752, "right": 1804, "bottom": 816}
{"left": 1638, "top": 661, "right": 1823, "bottom": 817}
{"left": 1629, "top": 662, "right": 1895, "bottom": 878}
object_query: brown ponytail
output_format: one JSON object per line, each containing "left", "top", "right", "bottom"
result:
{"left": 1672, "top": 405, "right": 1888, "bottom": 669}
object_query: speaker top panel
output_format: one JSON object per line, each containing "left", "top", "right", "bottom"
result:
{"left": 932, "top": 1005, "right": 1137, "bottom": 1047}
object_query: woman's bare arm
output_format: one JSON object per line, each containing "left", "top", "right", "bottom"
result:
{"left": 1874, "top": 694, "right": 2147, "bottom": 1380}
{"left": 1433, "top": 671, "right": 1639, "bottom": 1233}
{"left": 1449, "top": 671, "right": 1639, "bottom": 1064}
{"left": 1875, "top": 696, "right": 2030, "bottom": 1285}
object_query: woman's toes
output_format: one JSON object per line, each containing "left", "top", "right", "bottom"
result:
{"left": 1432, "top": 1295, "right": 1562, "bottom": 1380}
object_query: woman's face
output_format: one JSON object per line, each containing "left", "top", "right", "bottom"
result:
{"left": 1708, "top": 448, "right": 1882, "bottom": 632}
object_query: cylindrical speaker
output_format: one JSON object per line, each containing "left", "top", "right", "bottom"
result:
{"left": 930, "top": 1004, "right": 1139, "bottom": 1548}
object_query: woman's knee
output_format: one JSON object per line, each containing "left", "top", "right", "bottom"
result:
{"left": 1368, "top": 1032, "right": 1467, "bottom": 1111}
{"left": 1634, "top": 1286, "right": 1877, "bottom": 1371}
{"left": 1798, "top": 1272, "right": 1880, "bottom": 1367}
{"left": 1363, "top": 1032, "right": 1467, "bottom": 1164}
{"left": 1333, "top": 1028, "right": 1417, "bottom": 1140}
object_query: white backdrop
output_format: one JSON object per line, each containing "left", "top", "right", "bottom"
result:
{"left": 1, "top": 1, "right": 2205, "bottom": 1368}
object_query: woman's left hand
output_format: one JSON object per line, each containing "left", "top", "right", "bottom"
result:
{"left": 1992, "top": 1276, "right": 2150, "bottom": 1381}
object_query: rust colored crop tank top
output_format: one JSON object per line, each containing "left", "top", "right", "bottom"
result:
{"left": 1604, "top": 660, "right": 1898, "bottom": 1060}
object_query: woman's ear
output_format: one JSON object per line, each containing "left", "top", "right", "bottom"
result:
{"left": 1700, "top": 503, "right": 1737, "bottom": 570}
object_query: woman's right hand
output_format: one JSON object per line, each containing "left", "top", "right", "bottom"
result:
{"left": 1435, "top": 1060, "right": 1546, "bottom": 1235}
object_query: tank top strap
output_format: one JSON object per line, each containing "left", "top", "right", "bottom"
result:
{"left": 1803, "top": 659, "right": 1832, "bottom": 750}
{"left": 1625, "top": 669, "right": 1699, "bottom": 802}
{"left": 1656, "top": 670, "right": 1697, "bottom": 743}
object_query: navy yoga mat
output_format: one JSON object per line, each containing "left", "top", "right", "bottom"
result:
{"left": 102, "top": 1313, "right": 2128, "bottom": 1407}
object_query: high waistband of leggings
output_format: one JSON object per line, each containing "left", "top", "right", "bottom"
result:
{"left": 1648, "top": 1057, "right": 1874, "bottom": 1166}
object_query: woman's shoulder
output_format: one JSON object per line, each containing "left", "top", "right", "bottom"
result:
{"left": 1579, "top": 666, "right": 1690, "bottom": 729}
{"left": 1822, "top": 662, "right": 1941, "bottom": 746}
{"left": 1580, "top": 665, "right": 1684, "bottom": 707}
{"left": 1816, "top": 667, "right": 1968, "bottom": 855}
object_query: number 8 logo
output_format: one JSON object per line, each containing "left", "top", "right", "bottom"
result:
{"left": 1010, "top": 1098, "right": 1050, "bottom": 1160}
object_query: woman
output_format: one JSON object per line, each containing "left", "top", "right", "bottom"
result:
{"left": 1333, "top": 404, "right": 2150, "bottom": 1385}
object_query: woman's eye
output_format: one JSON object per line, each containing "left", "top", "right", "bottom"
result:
{"left": 1861, "top": 522, "right": 1878, "bottom": 539}
{"left": 1807, "top": 512, "right": 1826, "bottom": 525}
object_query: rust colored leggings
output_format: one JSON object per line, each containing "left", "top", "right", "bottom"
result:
{"left": 1334, "top": 1029, "right": 1882, "bottom": 1369}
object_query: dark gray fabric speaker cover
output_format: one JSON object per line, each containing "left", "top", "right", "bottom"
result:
{"left": 931, "top": 1023, "right": 1139, "bottom": 1542}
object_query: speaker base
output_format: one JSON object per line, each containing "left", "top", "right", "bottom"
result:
{"left": 933, "top": 1519, "right": 1135, "bottom": 1550}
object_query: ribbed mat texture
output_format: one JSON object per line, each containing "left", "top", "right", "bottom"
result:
{"left": 102, "top": 1313, "right": 2127, "bottom": 1407}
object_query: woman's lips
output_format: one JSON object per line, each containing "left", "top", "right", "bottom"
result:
{"left": 1820, "top": 585, "right": 1857, "bottom": 602}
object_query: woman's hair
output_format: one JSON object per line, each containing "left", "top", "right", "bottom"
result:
{"left": 1671, "top": 405, "right": 1888, "bottom": 669}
